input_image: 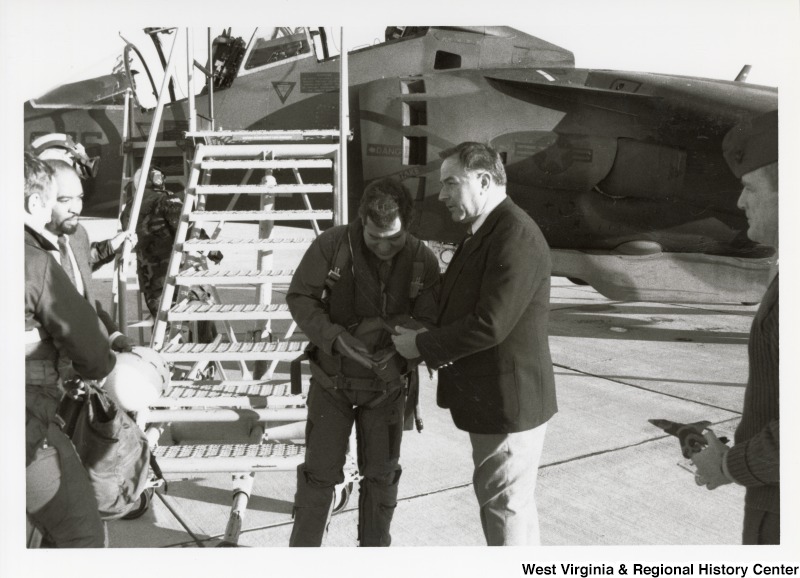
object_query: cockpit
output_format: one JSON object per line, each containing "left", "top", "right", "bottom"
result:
{"left": 123, "top": 27, "right": 431, "bottom": 109}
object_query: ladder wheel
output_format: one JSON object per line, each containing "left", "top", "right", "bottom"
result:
{"left": 121, "top": 487, "right": 154, "bottom": 520}
{"left": 332, "top": 481, "right": 353, "bottom": 514}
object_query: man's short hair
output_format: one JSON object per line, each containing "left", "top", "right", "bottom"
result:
{"left": 439, "top": 142, "right": 507, "bottom": 186}
{"left": 24, "top": 152, "right": 55, "bottom": 203}
{"left": 358, "top": 178, "right": 414, "bottom": 229}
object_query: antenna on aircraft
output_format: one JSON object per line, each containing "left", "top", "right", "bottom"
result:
{"left": 735, "top": 64, "right": 751, "bottom": 82}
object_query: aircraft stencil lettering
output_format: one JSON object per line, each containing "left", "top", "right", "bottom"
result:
{"left": 367, "top": 144, "right": 403, "bottom": 157}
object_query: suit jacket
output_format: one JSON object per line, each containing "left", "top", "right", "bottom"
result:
{"left": 69, "top": 223, "right": 118, "bottom": 334}
{"left": 416, "top": 197, "right": 557, "bottom": 434}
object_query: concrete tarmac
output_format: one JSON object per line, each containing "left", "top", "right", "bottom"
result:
{"left": 77, "top": 220, "right": 771, "bottom": 553}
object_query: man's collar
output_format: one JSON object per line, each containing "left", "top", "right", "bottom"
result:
{"left": 469, "top": 193, "right": 508, "bottom": 235}
{"left": 40, "top": 227, "right": 60, "bottom": 248}
{"left": 24, "top": 224, "right": 58, "bottom": 251}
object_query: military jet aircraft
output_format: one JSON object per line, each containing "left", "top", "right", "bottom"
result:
{"left": 23, "top": 26, "right": 778, "bottom": 303}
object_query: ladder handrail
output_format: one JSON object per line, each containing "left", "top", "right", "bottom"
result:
{"left": 150, "top": 145, "right": 205, "bottom": 349}
{"left": 117, "top": 29, "right": 182, "bottom": 332}
{"left": 337, "top": 28, "right": 349, "bottom": 227}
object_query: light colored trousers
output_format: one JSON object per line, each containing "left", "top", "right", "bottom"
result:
{"left": 469, "top": 422, "right": 548, "bottom": 546}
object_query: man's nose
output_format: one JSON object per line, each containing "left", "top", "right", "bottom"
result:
{"left": 438, "top": 188, "right": 448, "bottom": 201}
{"left": 736, "top": 188, "right": 747, "bottom": 211}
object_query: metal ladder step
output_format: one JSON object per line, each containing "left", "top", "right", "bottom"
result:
{"left": 168, "top": 302, "right": 294, "bottom": 321}
{"left": 197, "top": 143, "right": 339, "bottom": 158}
{"left": 161, "top": 380, "right": 304, "bottom": 407}
{"left": 158, "top": 340, "right": 309, "bottom": 362}
{"left": 152, "top": 442, "right": 305, "bottom": 474}
{"left": 189, "top": 209, "right": 333, "bottom": 221}
{"left": 174, "top": 268, "right": 295, "bottom": 285}
{"left": 182, "top": 237, "right": 312, "bottom": 250}
{"left": 194, "top": 183, "right": 332, "bottom": 195}
{"left": 187, "top": 129, "right": 341, "bottom": 141}
{"left": 145, "top": 406, "right": 307, "bottom": 423}
{"left": 200, "top": 159, "right": 332, "bottom": 170}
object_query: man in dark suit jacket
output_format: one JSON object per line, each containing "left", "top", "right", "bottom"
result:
{"left": 44, "top": 159, "right": 135, "bottom": 353}
{"left": 393, "top": 142, "right": 557, "bottom": 545}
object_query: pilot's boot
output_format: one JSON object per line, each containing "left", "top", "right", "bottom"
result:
{"left": 357, "top": 469, "right": 401, "bottom": 547}
{"left": 289, "top": 465, "right": 337, "bottom": 547}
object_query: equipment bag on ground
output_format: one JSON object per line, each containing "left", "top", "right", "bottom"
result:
{"left": 60, "top": 381, "right": 151, "bottom": 520}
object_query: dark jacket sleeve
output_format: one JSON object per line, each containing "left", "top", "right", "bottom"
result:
{"left": 416, "top": 221, "right": 546, "bottom": 369}
{"left": 31, "top": 253, "right": 116, "bottom": 380}
{"left": 89, "top": 239, "right": 116, "bottom": 271}
{"left": 286, "top": 230, "right": 348, "bottom": 355}
{"left": 726, "top": 420, "right": 779, "bottom": 487}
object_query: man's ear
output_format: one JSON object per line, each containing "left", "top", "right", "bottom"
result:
{"left": 480, "top": 172, "right": 491, "bottom": 191}
{"left": 24, "top": 193, "right": 39, "bottom": 215}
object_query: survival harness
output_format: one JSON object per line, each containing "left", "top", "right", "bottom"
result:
{"left": 290, "top": 227, "right": 427, "bottom": 431}
{"left": 321, "top": 227, "right": 426, "bottom": 308}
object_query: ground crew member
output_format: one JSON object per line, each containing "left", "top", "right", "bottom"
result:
{"left": 122, "top": 167, "right": 220, "bottom": 342}
{"left": 24, "top": 152, "right": 116, "bottom": 547}
{"left": 691, "top": 109, "right": 780, "bottom": 544}
{"left": 121, "top": 167, "right": 186, "bottom": 318}
{"left": 287, "top": 178, "right": 440, "bottom": 547}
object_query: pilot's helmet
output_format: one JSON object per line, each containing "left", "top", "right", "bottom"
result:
{"left": 132, "top": 166, "right": 165, "bottom": 190}
{"left": 150, "top": 167, "right": 165, "bottom": 188}
{"left": 104, "top": 346, "right": 169, "bottom": 412}
{"left": 31, "top": 133, "right": 99, "bottom": 180}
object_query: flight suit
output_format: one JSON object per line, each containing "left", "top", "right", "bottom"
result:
{"left": 122, "top": 185, "right": 219, "bottom": 340}
{"left": 286, "top": 220, "right": 439, "bottom": 546}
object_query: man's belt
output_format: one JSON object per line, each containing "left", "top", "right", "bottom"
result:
{"left": 308, "top": 358, "right": 404, "bottom": 392}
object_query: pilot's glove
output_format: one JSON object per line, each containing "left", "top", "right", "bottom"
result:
{"left": 208, "top": 250, "right": 224, "bottom": 265}
{"left": 690, "top": 430, "right": 733, "bottom": 490}
{"left": 334, "top": 333, "right": 373, "bottom": 369}
{"left": 369, "top": 348, "right": 402, "bottom": 383}
{"left": 111, "top": 333, "right": 135, "bottom": 353}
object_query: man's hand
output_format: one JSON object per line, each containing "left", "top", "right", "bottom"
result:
{"left": 110, "top": 231, "right": 137, "bottom": 253}
{"left": 334, "top": 333, "right": 373, "bottom": 369}
{"left": 111, "top": 333, "right": 135, "bottom": 353}
{"left": 392, "top": 325, "right": 427, "bottom": 359}
{"left": 690, "top": 430, "right": 733, "bottom": 490}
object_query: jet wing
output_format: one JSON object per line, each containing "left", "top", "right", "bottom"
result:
{"left": 484, "top": 75, "right": 661, "bottom": 117}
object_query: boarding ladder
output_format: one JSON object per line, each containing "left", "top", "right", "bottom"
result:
{"left": 143, "top": 130, "right": 359, "bottom": 545}
{"left": 116, "top": 27, "right": 354, "bottom": 545}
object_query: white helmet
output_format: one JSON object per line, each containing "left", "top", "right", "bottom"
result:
{"left": 104, "top": 346, "right": 169, "bottom": 411}
{"left": 31, "top": 133, "right": 99, "bottom": 179}
{"left": 132, "top": 166, "right": 164, "bottom": 190}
